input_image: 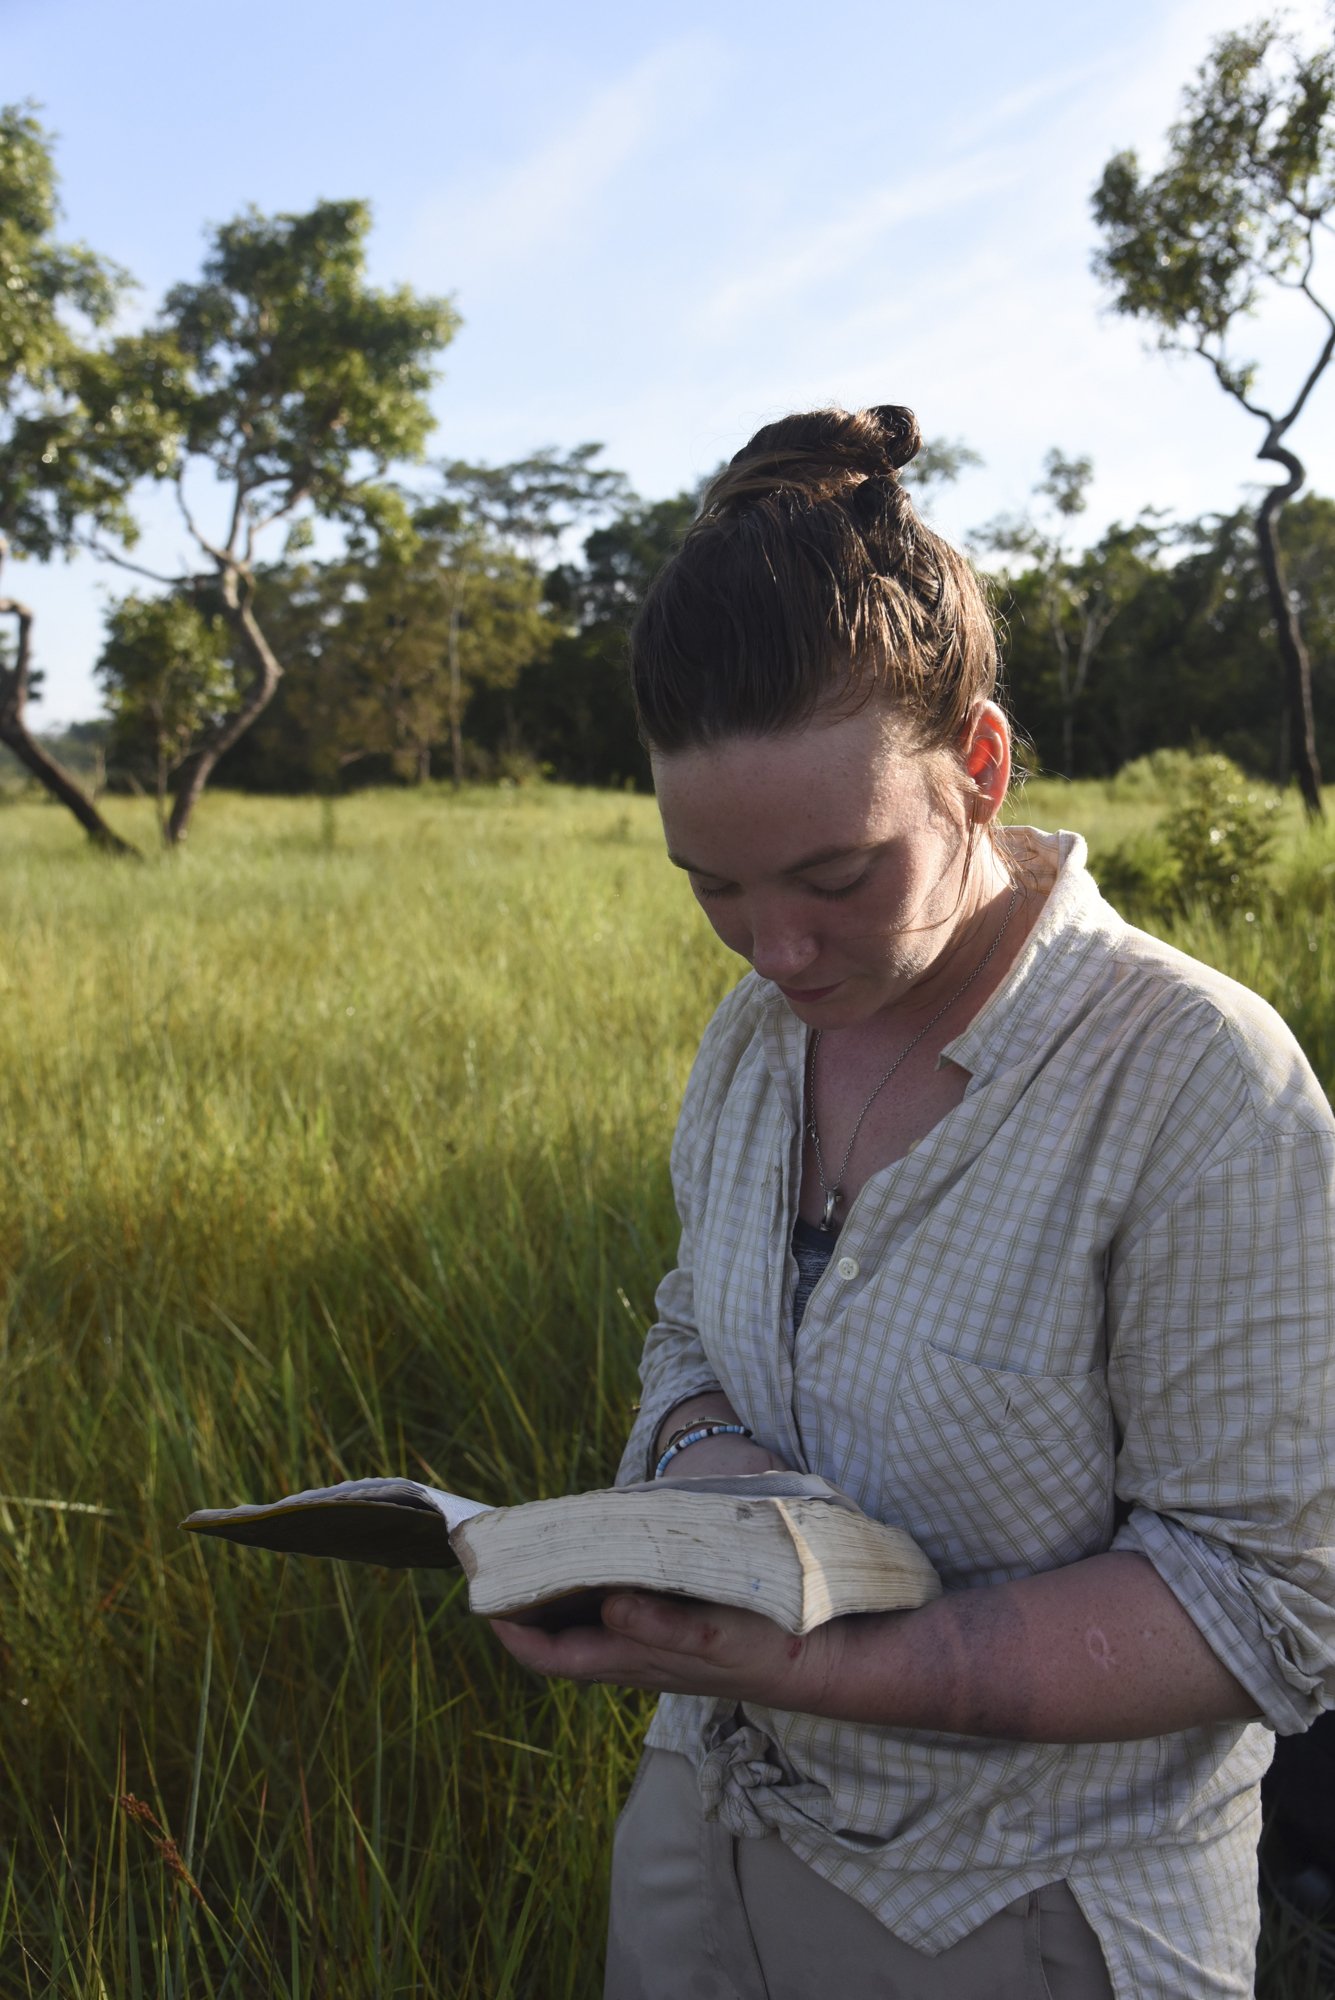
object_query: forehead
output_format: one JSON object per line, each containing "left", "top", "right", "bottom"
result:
{"left": 651, "top": 708, "right": 933, "bottom": 874}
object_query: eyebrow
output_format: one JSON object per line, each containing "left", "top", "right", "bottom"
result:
{"left": 667, "top": 840, "right": 884, "bottom": 879}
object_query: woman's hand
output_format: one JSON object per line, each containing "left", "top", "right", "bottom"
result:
{"left": 489, "top": 1590, "right": 856, "bottom": 1713}
{"left": 491, "top": 1551, "right": 1261, "bottom": 1741}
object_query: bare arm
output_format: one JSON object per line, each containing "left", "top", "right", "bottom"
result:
{"left": 492, "top": 1548, "right": 1258, "bottom": 1744}
{"left": 648, "top": 1391, "right": 788, "bottom": 1480}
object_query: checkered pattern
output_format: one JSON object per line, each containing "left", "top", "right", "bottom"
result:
{"left": 616, "top": 829, "right": 1335, "bottom": 2000}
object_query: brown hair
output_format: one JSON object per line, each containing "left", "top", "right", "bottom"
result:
{"left": 629, "top": 404, "right": 1000, "bottom": 757}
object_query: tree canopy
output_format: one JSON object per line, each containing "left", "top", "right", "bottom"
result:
{"left": 0, "top": 114, "right": 461, "bottom": 853}
{"left": 1092, "top": 16, "right": 1335, "bottom": 814}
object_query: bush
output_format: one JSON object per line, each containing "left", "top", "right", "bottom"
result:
{"left": 1088, "top": 832, "right": 1181, "bottom": 915}
{"left": 1104, "top": 747, "right": 1211, "bottom": 802}
{"left": 1162, "top": 755, "right": 1280, "bottom": 915}
{"left": 1091, "top": 753, "right": 1280, "bottom": 920}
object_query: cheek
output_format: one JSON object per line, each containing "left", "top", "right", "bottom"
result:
{"left": 695, "top": 897, "right": 750, "bottom": 952}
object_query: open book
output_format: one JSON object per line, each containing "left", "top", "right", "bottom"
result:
{"left": 181, "top": 1472, "right": 941, "bottom": 1634}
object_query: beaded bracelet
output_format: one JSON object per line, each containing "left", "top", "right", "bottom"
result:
{"left": 653, "top": 1421, "right": 753, "bottom": 1480}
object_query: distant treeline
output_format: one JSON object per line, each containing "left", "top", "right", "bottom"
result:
{"left": 14, "top": 483, "right": 1326, "bottom": 801}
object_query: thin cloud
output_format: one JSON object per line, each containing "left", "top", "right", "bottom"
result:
{"left": 946, "top": 56, "right": 1115, "bottom": 150}
{"left": 694, "top": 147, "right": 1028, "bottom": 339}
{"left": 408, "top": 38, "right": 720, "bottom": 283}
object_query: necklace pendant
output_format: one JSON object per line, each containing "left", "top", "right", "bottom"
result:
{"left": 819, "top": 1188, "right": 840, "bottom": 1232}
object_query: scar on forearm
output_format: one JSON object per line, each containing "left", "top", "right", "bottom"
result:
{"left": 1085, "top": 1625, "right": 1116, "bottom": 1670}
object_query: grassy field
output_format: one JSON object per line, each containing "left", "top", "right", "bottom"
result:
{"left": 1, "top": 777, "right": 1332, "bottom": 1998}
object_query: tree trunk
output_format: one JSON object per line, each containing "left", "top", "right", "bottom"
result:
{"left": 155, "top": 738, "right": 169, "bottom": 846}
{"left": 167, "top": 578, "right": 282, "bottom": 845}
{"left": 448, "top": 589, "right": 464, "bottom": 790}
{"left": 1255, "top": 444, "right": 1323, "bottom": 818}
{"left": 0, "top": 592, "right": 140, "bottom": 857}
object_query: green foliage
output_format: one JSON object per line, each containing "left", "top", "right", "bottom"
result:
{"left": 902, "top": 435, "right": 984, "bottom": 506}
{"left": 1085, "top": 829, "right": 1184, "bottom": 915}
{"left": 95, "top": 595, "right": 236, "bottom": 814}
{"left": 0, "top": 103, "right": 174, "bottom": 559}
{"left": 432, "top": 444, "right": 632, "bottom": 558}
{"left": 1089, "top": 753, "right": 1282, "bottom": 918}
{"left": 1162, "top": 753, "right": 1281, "bottom": 912}
{"left": 1091, "top": 14, "right": 1335, "bottom": 818}
{"left": 1103, "top": 747, "right": 1215, "bottom": 800}
{"left": 979, "top": 458, "right": 1167, "bottom": 775}
{"left": 159, "top": 201, "right": 457, "bottom": 541}
{"left": 226, "top": 471, "right": 685, "bottom": 796}
{"left": 0, "top": 103, "right": 122, "bottom": 384}
{"left": 995, "top": 495, "right": 1335, "bottom": 781}
{"left": 1092, "top": 22, "right": 1335, "bottom": 348}
{"left": 553, "top": 489, "right": 698, "bottom": 629}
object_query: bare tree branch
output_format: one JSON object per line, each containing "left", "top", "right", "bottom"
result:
{"left": 172, "top": 470, "right": 229, "bottom": 567}
{"left": 1194, "top": 334, "right": 1272, "bottom": 423}
{"left": 1275, "top": 314, "right": 1335, "bottom": 436}
{"left": 83, "top": 539, "right": 194, "bottom": 589}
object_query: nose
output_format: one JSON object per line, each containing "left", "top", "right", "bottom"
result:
{"left": 746, "top": 904, "right": 820, "bottom": 984}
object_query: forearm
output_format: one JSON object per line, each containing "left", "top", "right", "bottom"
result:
{"left": 650, "top": 1391, "right": 787, "bottom": 1479}
{"left": 651, "top": 1390, "right": 740, "bottom": 1461}
{"left": 819, "top": 1549, "right": 1259, "bottom": 1742}
{"left": 494, "top": 1543, "right": 1260, "bottom": 1742}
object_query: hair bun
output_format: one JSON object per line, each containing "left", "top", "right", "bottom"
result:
{"left": 869, "top": 405, "right": 921, "bottom": 473}
{"left": 698, "top": 405, "right": 923, "bottom": 519}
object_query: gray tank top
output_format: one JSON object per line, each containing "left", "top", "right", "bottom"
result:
{"left": 792, "top": 1214, "right": 838, "bottom": 1331}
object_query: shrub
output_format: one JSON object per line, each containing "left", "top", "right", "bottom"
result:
{"left": 1104, "top": 747, "right": 1209, "bottom": 802}
{"left": 1090, "top": 753, "right": 1281, "bottom": 921}
{"left": 1088, "top": 832, "right": 1180, "bottom": 916}
{"left": 1162, "top": 755, "right": 1280, "bottom": 915}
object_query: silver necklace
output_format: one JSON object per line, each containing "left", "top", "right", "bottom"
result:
{"left": 806, "top": 881, "right": 1021, "bottom": 1232}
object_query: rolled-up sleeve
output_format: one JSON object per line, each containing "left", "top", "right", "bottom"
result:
{"left": 1108, "top": 1126, "right": 1335, "bottom": 1733}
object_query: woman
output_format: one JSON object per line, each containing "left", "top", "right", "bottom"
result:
{"left": 492, "top": 406, "right": 1335, "bottom": 1999}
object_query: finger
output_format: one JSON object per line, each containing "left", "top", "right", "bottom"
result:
{"left": 488, "top": 1616, "right": 658, "bottom": 1685}
{"left": 602, "top": 1592, "right": 741, "bottom": 1658}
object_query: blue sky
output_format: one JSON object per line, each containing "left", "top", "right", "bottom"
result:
{"left": 8, "top": 0, "right": 1335, "bottom": 723}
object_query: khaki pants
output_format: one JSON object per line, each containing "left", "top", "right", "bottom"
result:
{"left": 605, "top": 1750, "right": 1114, "bottom": 2000}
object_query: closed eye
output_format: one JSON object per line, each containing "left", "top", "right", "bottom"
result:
{"left": 692, "top": 871, "right": 870, "bottom": 902}
{"left": 806, "top": 872, "right": 869, "bottom": 901}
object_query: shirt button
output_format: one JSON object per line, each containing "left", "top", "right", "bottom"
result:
{"left": 836, "top": 1255, "right": 859, "bottom": 1281}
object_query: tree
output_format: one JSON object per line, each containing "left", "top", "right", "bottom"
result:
{"left": 903, "top": 436, "right": 984, "bottom": 508}
{"left": 977, "top": 453, "right": 1164, "bottom": 774}
{"left": 1092, "top": 17, "right": 1335, "bottom": 815}
{"left": 91, "top": 200, "right": 459, "bottom": 842}
{"left": 547, "top": 489, "right": 700, "bottom": 630}
{"left": 0, "top": 102, "right": 167, "bottom": 855}
{"left": 425, "top": 447, "right": 631, "bottom": 785}
{"left": 95, "top": 594, "right": 235, "bottom": 839}
{"left": 434, "top": 444, "right": 631, "bottom": 563}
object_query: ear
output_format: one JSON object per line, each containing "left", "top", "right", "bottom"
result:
{"left": 958, "top": 703, "right": 1011, "bottom": 825}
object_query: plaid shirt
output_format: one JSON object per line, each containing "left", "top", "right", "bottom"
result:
{"left": 617, "top": 828, "right": 1335, "bottom": 2000}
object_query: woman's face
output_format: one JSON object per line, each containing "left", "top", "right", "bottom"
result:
{"left": 651, "top": 702, "right": 1004, "bottom": 1029}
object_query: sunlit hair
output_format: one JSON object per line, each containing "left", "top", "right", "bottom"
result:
{"left": 629, "top": 404, "right": 1001, "bottom": 760}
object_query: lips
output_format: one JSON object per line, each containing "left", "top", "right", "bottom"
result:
{"left": 775, "top": 980, "right": 842, "bottom": 1002}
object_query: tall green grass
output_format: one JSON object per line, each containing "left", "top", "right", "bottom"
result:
{"left": 1, "top": 779, "right": 1331, "bottom": 1997}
